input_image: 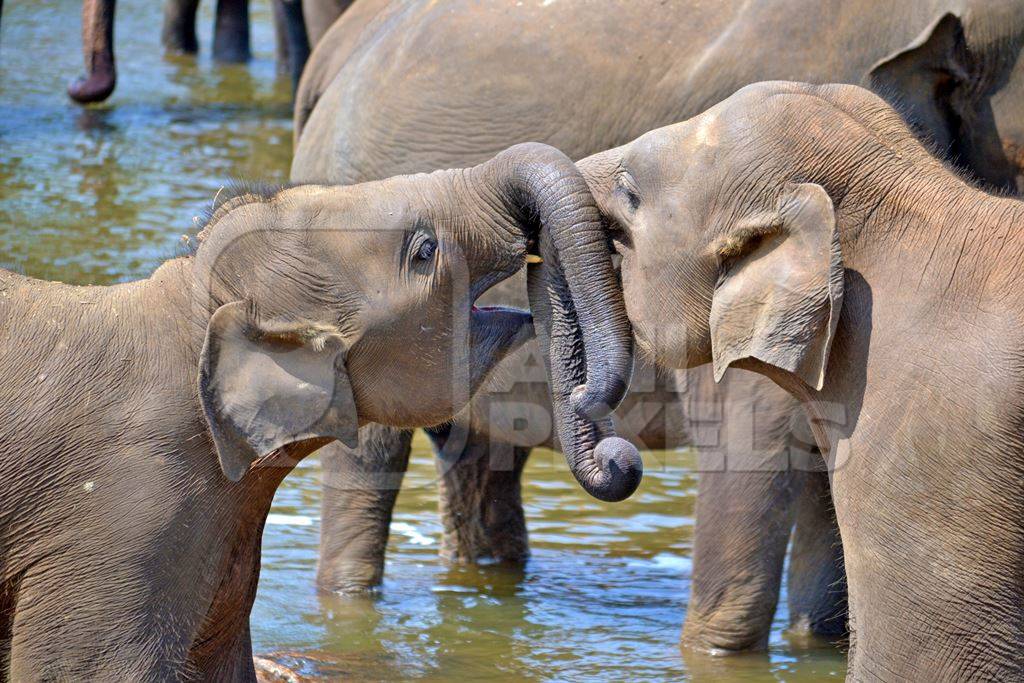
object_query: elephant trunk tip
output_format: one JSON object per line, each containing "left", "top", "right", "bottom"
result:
{"left": 575, "top": 436, "right": 643, "bottom": 502}
{"left": 67, "top": 69, "right": 116, "bottom": 104}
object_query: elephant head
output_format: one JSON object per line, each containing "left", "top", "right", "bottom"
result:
{"left": 569, "top": 83, "right": 862, "bottom": 414}
{"left": 866, "top": 3, "right": 1024, "bottom": 193}
{"left": 190, "top": 143, "right": 636, "bottom": 483}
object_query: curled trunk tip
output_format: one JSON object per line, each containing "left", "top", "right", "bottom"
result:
{"left": 578, "top": 436, "right": 643, "bottom": 502}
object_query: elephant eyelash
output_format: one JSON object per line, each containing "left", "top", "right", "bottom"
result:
{"left": 401, "top": 222, "right": 438, "bottom": 273}
{"left": 613, "top": 172, "right": 642, "bottom": 212}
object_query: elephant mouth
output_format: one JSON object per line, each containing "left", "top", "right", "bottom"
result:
{"left": 467, "top": 304, "right": 534, "bottom": 394}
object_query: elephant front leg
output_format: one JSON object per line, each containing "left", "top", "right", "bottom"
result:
{"left": 430, "top": 425, "right": 530, "bottom": 564}
{"left": 212, "top": 0, "right": 251, "bottom": 62}
{"left": 682, "top": 466, "right": 804, "bottom": 653}
{"left": 786, "top": 469, "right": 848, "bottom": 642}
{"left": 317, "top": 424, "right": 412, "bottom": 593}
{"left": 161, "top": 0, "right": 201, "bottom": 54}
{"left": 681, "top": 368, "right": 809, "bottom": 653}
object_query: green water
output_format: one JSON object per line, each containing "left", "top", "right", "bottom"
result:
{"left": 0, "top": 1, "right": 846, "bottom": 679}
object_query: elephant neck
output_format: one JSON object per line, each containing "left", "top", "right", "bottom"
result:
{"left": 828, "top": 153, "right": 1024, "bottom": 302}
{"left": 132, "top": 257, "right": 214, "bottom": 380}
{"left": 130, "top": 258, "right": 319, "bottom": 496}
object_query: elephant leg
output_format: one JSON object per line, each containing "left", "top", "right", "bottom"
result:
{"left": 430, "top": 424, "right": 530, "bottom": 563}
{"left": 272, "top": 0, "right": 289, "bottom": 70}
{"left": 161, "top": 0, "right": 200, "bottom": 54}
{"left": 212, "top": 0, "right": 251, "bottom": 63}
{"left": 7, "top": 579, "right": 186, "bottom": 679}
{"left": 317, "top": 424, "right": 412, "bottom": 593}
{"left": 273, "top": 0, "right": 310, "bottom": 92}
{"left": 682, "top": 466, "right": 804, "bottom": 652}
{"left": 681, "top": 368, "right": 807, "bottom": 653}
{"left": 68, "top": 0, "right": 117, "bottom": 104}
{"left": 786, "top": 469, "right": 848, "bottom": 641}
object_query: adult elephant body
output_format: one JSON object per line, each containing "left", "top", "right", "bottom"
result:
{"left": 293, "top": 0, "right": 1024, "bottom": 651}
{"left": 574, "top": 78, "right": 1024, "bottom": 681}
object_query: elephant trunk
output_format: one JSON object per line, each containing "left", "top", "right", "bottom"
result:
{"left": 68, "top": 0, "right": 116, "bottom": 104}
{"left": 488, "top": 143, "right": 642, "bottom": 502}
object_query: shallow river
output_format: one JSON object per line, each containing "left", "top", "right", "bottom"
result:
{"left": 1, "top": 1, "right": 846, "bottom": 680}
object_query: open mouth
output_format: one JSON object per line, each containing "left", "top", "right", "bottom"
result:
{"left": 471, "top": 304, "right": 528, "bottom": 315}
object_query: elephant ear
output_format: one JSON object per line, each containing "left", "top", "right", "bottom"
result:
{"left": 198, "top": 301, "right": 360, "bottom": 482}
{"left": 710, "top": 183, "right": 844, "bottom": 391}
{"left": 865, "top": 12, "right": 969, "bottom": 151}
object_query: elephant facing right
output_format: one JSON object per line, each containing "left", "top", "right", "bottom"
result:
{"left": 566, "top": 79, "right": 1024, "bottom": 681}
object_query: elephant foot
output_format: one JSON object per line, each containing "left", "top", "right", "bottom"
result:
{"left": 680, "top": 614, "right": 771, "bottom": 655}
{"left": 316, "top": 557, "right": 383, "bottom": 595}
{"left": 784, "top": 617, "right": 848, "bottom": 651}
{"left": 67, "top": 69, "right": 116, "bottom": 104}
{"left": 432, "top": 427, "right": 530, "bottom": 564}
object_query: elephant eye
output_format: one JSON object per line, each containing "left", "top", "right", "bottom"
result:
{"left": 415, "top": 238, "right": 437, "bottom": 262}
{"left": 614, "top": 171, "right": 641, "bottom": 213}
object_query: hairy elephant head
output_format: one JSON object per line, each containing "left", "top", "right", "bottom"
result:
{"left": 190, "top": 143, "right": 636, "bottom": 484}
{"left": 865, "top": 4, "right": 1024, "bottom": 193}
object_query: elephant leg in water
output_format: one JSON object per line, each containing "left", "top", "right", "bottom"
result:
{"left": 316, "top": 425, "right": 530, "bottom": 594}
{"left": 160, "top": 0, "right": 249, "bottom": 62}
{"left": 272, "top": 0, "right": 310, "bottom": 90}
{"left": 162, "top": 0, "right": 201, "bottom": 54}
{"left": 681, "top": 368, "right": 847, "bottom": 652}
{"left": 787, "top": 469, "right": 847, "bottom": 640}
{"left": 318, "top": 424, "right": 412, "bottom": 592}
{"left": 211, "top": 0, "right": 250, "bottom": 62}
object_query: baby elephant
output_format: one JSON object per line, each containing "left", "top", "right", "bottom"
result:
{"left": 0, "top": 143, "right": 634, "bottom": 680}
{"left": 564, "top": 82, "right": 1024, "bottom": 680}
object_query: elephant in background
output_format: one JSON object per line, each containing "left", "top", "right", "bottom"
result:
{"left": 571, "top": 78, "right": 1024, "bottom": 680}
{"left": 294, "top": 0, "right": 1024, "bottom": 654}
{"left": 0, "top": 143, "right": 633, "bottom": 679}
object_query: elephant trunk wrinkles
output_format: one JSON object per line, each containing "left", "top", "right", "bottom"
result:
{"left": 486, "top": 143, "right": 641, "bottom": 502}
{"left": 68, "top": 0, "right": 116, "bottom": 104}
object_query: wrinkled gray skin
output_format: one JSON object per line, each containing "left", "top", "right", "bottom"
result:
{"left": 62, "top": 0, "right": 314, "bottom": 104}
{"left": 575, "top": 79, "right": 1024, "bottom": 681}
{"left": 293, "top": 0, "right": 1024, "bottom": 652}
{"left": 0, "top": 144, "right": 632, "bottom": 680}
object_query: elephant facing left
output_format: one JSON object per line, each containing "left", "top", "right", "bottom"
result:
{"left": 0, "top": 143, "right": 635, "bottom": 680}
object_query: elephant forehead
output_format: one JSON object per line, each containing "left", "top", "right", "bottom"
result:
{"left": 636, "top": 109, "right": 724, "bottom": 159}
{"left": 689, "top": 110, "right": 723, "bottom": 149}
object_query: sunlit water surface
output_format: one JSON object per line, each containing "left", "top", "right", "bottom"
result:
{"left": 1, "top": 1, "right": 846, "bottom": 679}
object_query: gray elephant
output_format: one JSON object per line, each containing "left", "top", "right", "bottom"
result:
{"left": 292, "top": 0, "right": 1024, "bottom": 653}
{"left": 0, "top": 144, "right": 633, "bottom": 679}
{"left": 571, "top": 78, "right": 1024, "bottom": 681}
